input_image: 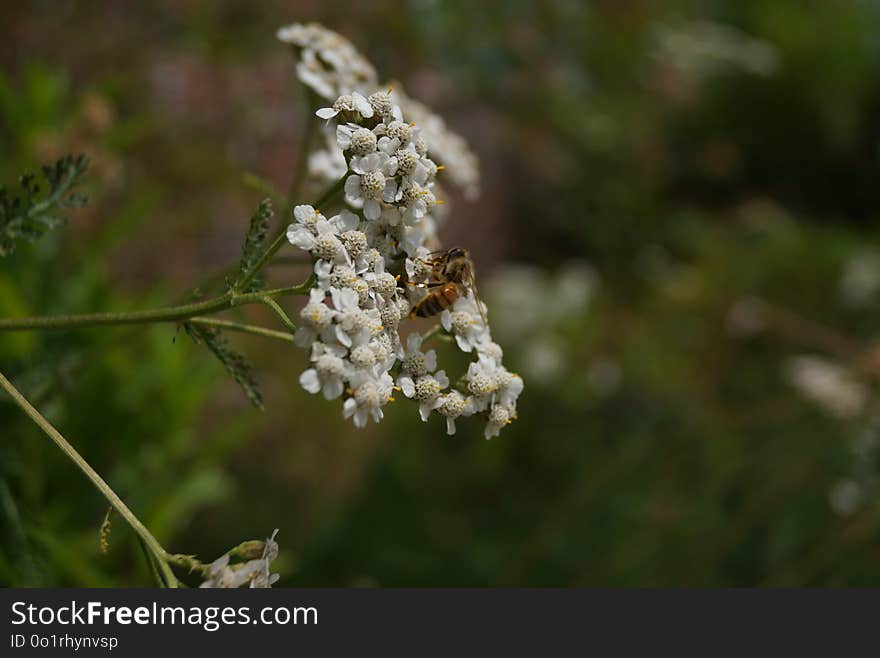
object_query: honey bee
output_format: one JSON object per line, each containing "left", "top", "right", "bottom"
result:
{"left": 408, "top": 247, "right": 486, "bottom": 322}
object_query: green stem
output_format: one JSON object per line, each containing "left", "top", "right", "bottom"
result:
{"left": 0, "top": 295, "right": 234, "bottom": 331}
{"left": 259, "top": 297, "right": 296, "bottom": 332}
{"left": 422, "top": 324, "right": 454, "bottom": 344}
{"left": 187, "top": 317, "right": 294, "bottom": 343}
{"left": 139, "top": 537, "right": 169, "bottom": 587}
{"left": 0, "top": 280, "right": 313, "bottom": 333}
{"left": 234, "top": 175, "right": 345, "bottom": 294}
{"left": 287, "top": 89, "right": 320, "bottom": 202}
{"left": 0, "top": 371, "right": 179, "bottom": 587}
{"left": 0, "top": 174, "right": 338, "bottom": 333}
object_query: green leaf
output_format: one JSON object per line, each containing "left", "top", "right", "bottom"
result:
{"left": 0, "top": 153, "right": 89, "bottom": 257}
{"left": 182, "top": 322, "right": 263, "bottom": 409}
{"left": 230, "top": 198, "right": 272, "bottom": 293}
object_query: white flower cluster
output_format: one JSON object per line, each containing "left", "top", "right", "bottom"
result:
{"left": 199, "top": 530, "right": 280, "bottom": 588}
{"left": 276, "top": 23, "right": 377, "bottom": 100}
{"left": 277, "top": 23, "right": 480, "bottom": 200}
{"left": 276, "top": 28, "right": 522, "bottom": 437}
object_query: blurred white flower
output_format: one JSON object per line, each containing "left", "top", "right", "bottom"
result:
{"left": 829, "top": 479, "right": 863, "bottom": 517}
{"left": 277, "top": 23, "right": 378, "bottom": 99}
{"left": 653, "top": 20, "right": 781, "bottom": 79}
{"left": 784, "top": 355, "right": 867, "bottom": 418}
{"left": 839, "top": 250, "right": 880, "bottom": 307}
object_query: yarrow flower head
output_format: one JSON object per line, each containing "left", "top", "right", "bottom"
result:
{"left": 279, "top": 22, "right": 521, "bottom": 438}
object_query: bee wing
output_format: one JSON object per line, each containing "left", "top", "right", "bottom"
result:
{"left": 417, "top": 249, "right": 451, "bottom": 266}
{"left": 469, "top": 279, "right": 488, "bottom": 326}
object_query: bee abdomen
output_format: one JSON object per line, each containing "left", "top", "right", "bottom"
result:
{"left": 413, "top": 283, "right": 460, "bottom": 318}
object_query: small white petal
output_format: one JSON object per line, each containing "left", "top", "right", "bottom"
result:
{"left": 360, "top": 152, "right": 380, "bottom": 172}
{"left": 398, "top": 375, "right": 415, "bottom": 398}
{"left": 299, "top": 369, "right": 321, "bottom": 394}
{"left": 364, "top": 200, "right": 381, "bottom": 221}
{"left": 336, "top": 125, "right": 353, "bottom": 148}
{"left": 352, "top": 92, "right": 374, "bottom": 118}
{"left": 335, "top": 325, "right": 352, "bottom": 347}
{"left": 294, "top": 327, "right": 315, "bottom": 348}
{"left": 440, "top": 311, "right": 453, "bottom": 332}
{"left": 316, "top": 107, "right": 338, "bottom": 120}
{"left": 344, "top": 176, "right": 363, "bottom": 205}
{"left": 293, "top": 205, "right": 316, "bottom": 223}
{"left": 424, "top": 349, "right": 437, "bottom": 372}
{"left": 292, "top": 233, "right": 317, "bottom": 251}
{"left": 336, "top": 209, "right": 360, "bottom": 232}
{"left": 406, "top": 333, "right": 423, "bottom": 352}
{"left": 382, "top": 180, "right": 398, "bottom": 203}
{"left": 324, "top": 378, "right": 344, "bottom": 400}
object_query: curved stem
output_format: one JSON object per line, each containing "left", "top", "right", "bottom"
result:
{"left": 287, "top": 88, "right": 320, "bottom": 202}
{"left": 0, "top": 371, "right": 179, "bottom": 587}
{"left": 234, "top": 174, "right": 345, "bottom": 294}
{"left": 187, "top": 317, "right": 294, "bottom": 343}
{"left": 259, "top": 297, "right": 296, "bottom": 332}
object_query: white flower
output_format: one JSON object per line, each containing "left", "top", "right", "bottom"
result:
{"left": 465, "top": 354, "right": 502, "bottom": 408}
{"left": 405, "top": 247, "right": 433, "bottom": 285}
{"left": 441, "top": 293, "right": 490, "bottom": 353}
{"left": 484, "top": 403, "right": 514, "bottom": 439}
{"left": 364, "top": 256, "right": 399, "bottom": 301}
{"left": 495, "top": 368, "right": 524, "bottom": 408}
{"left": 344, "top": 153, "right": 398, "bottom": 220}
{"left": 337, "top": 124, "right": 378, "bottom": 156}
{"left": 400, "top": 332, "right": 436, "bottom": 376}
{"left": 397, "top": 180, "right": 435, "bottom": 221}
{"left": 435, "top": 390, "right": 474, "bottom": 435}
{"left": 398, "top": 371, "right": 449, "bottom": 421}
{"left": 300, "top": 342, "right": 349, "bottom": 400}
{"left": 330, "top": 287, "right": 382, "bottom": 347}
{"left": 290, "top": 204, "right": 325, "bottom": 231}
{"left": 343, "top": 367, "right": 395, "bottom": 428}
{"left": 316, "top": 92, "right": 373, "bottom": 120}
{"left": 287, "top": 213, "right": 358, "bottom": 264}
{"left": 294, "top": 288, "right": 338, "bottom": 347}
{"left": 367, "top": 90, "right": 400, "bottom": 122}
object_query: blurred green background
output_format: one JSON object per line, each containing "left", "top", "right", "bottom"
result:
{"left": 3, "top": 0, "right": 880, "bottom": 586}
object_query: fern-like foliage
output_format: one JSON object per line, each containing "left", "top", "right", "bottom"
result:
{"left": 182, "top": 322, "right": 264, "bottom": 409}
{"left": 0, "top": 154, "right": 89, "bottom": 257}
{"left": 230, "top": 198, "right": 272, "bottom": 292}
